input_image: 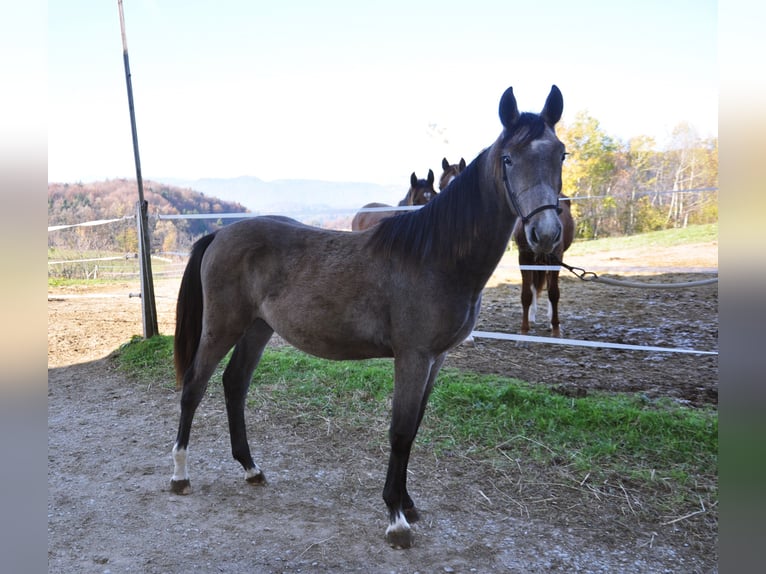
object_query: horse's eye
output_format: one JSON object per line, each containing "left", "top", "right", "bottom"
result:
{"left": 503, "top": 155, "right": 513, "bottom": 167}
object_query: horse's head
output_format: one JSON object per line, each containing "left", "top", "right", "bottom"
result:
{"left": 439, "top": 157, "right": 467, "bottom": 191}
{"left": 407, "top": 169, "right": 438, "bottom": 205}
{"left": 493, "top": 85, "right": 565, "bottom": 255}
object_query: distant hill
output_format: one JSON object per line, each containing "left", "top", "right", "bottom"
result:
{"left": 155, "top": 176, "right": 407, "bottom": 216}
{"left": 48, "top": 176, "right": 407, "bottom": 253}
{"left": 48, "top": 179, "right": 251, "bottom": 253}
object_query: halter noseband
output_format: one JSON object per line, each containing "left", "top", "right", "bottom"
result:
{"left": 501, "top": 154, "right": 562, "bottom": 224}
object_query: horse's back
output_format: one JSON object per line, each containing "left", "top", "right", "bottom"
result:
{"left": 197, "top": 216, "right": 398, "bottom": 358}
{"left": 352, "top": 202, "right": 396, "bottom": 231}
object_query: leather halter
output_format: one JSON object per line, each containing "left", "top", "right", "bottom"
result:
{"left": 501, "top": 154, "right": 562, "bottom": 224}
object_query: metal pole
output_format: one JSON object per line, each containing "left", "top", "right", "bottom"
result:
{"left": 118, "top": 0, "right": 158, "bottom": 338}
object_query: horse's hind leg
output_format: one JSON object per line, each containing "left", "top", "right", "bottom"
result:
{"left": 171, "top": 337, "right": 235, "bottom": 495}
{"left": 222, "top": 320, "right": 274, "bottom": 485}
{"left": 383, "top": 352, "right": 445, "bottom": 549}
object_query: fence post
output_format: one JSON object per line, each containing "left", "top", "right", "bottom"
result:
{"left": 119, "top": 0, "right": 158, "bottom": 338}
{"left": 136, "top": 200, "right": 159, "bottom": 338}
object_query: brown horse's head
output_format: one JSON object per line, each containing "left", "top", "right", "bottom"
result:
{"left": 493, "top": 85, "right": 566, "bottom": 255}
{"left": 439, "top": 157, "right": 467, "bottom": 191}
{"left": 405, "top": 169, "right": 437, "bottom": 205}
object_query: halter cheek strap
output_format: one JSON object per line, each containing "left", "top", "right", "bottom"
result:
{"left": 501, "top": 155, "right": 561, "bottom": 224}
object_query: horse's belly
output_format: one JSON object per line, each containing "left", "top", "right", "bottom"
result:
{"left": 276, "top": 328, "right": 393, "bottom": 361}
{"left": 260, "top": 304, "right": 393, "bottom": 361}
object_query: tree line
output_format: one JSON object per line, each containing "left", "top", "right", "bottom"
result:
{"left": 48, "top": 115, "right": 718, "bottom": 256}
{"left": 558, "top": 113, "right": 717, "bottom": 239}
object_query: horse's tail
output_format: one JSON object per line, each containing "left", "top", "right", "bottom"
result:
{"left": 174, "top": 233, "right": 216, "bottom": 389}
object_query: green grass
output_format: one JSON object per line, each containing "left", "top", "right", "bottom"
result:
{"left": 567, "top": 222, "right": 717, "bottom": 257}
{"left": 117, "top": 334, "right": 176, "bottom": 384}
{"left": 116, "top": 336, "right": 717, "bottom": 507}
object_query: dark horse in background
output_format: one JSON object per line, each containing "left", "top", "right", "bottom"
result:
{"left": 351, "top": 170, "right": 437, "bottom": 231}
{"left": 170, "top": 85, "right": 567, "bottom": 549}
{"left": 438, "top": 156, "right": 466, "bottom": 191}
{"left": 512, "top": 193, "right": 574, "bottom": 337}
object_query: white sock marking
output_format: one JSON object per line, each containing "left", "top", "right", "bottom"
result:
{"left": 529, "top": 290, "right": 538, "bottom": 323}
{"left": 245, "top": 465, "right": 263, "bottom": 481}
{"left": 171, "top": 444, "right": 188, "bottom": 482}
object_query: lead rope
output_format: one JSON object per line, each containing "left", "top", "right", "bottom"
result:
{"left": 553, "top": 257, "right": 718, "bottom": 289}
{"left": 500, "top": 157, "right": 715, "bottom": 288}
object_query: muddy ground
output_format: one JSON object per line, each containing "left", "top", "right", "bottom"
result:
{"left": 48, "top": 243, "right": 718, "bottom": 573}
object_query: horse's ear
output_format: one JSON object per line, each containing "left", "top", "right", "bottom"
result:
{"left": 427, "top": 169, "right": 434, "bottom": 185}
{"left": 541, "top": 85, "right": 563, "bottom": 126}
{"left": 442, "top": 157, "right": 449, "bottom": 170}
{"left": 499, "top": 87, "right": 519, "bottom": 128}
{"left": 410, "top": 172, "right": 417, "bottom": 186}
{"left": 459, "top": 157, "right": 466, "bottom": 170}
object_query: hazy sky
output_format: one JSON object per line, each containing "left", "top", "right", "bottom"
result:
{"left": 48, "top": 0, "right": 717, "bottom": 186}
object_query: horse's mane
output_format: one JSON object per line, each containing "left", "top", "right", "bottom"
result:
{"left": 366, "top": 112, "right": 550, "bottom": 266}
{"left": 366, "top": 149, "right": 494, "bottom": 265}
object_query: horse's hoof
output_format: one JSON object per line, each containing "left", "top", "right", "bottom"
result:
{"left": 385, "top": 511, "right": 414, "bottom": 549}
{"left": 385, "top": 527, "right": 414, "bottom": 549}
{"left": 170, "top": 479, "right": 191, "bottom": 495}
{"left": 245, "top": 470, "right": 267, "bottom": 485}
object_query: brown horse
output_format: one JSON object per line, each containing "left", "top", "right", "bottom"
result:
{"left": 438, "top": 157, "right": 466, "bottom": 191}
{"left": 350, "top": 170, "right": 436, "bottom": 231}
{"left": 171, "top": 85, "right": 566, "bottom": 549}
{"left": 512, "top": 193, "right": 575, "bottom": 337}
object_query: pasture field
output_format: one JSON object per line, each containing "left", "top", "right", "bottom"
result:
{"left": 566, "top": 223, "right": 716, "bottom": 257}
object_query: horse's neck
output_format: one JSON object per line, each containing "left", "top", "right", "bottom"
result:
{"left": 452, "top": 155, "right": 515, "bottom": 290}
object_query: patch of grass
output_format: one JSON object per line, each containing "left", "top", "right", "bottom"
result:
{"left": 116, "top": 338, "right": 717, "bottom": 508}
{"left": 48, "top": 277, "right": 113, "bottom": 288}
{"left": 116, "top": 335, "right": 176, "bottom": 386}
{"left": 426, "top": 372, "right": 716, "bottom": 481}
{"left": 567, "top": 222, "right": 717, "bottom": 257}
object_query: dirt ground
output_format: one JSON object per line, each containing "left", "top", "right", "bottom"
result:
{"left": 47, "top": 243, "right": 718, "bottom": 573}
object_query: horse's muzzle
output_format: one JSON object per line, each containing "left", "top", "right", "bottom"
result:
{"left": 526, "top": 212, "right": 563, "bottom": 255}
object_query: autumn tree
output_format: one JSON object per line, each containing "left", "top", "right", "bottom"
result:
{"left": 658, "top": 123, "right": 718, "bottom": 227}
{"left": 558, "top": 111, "right": 620, "bottom": 239}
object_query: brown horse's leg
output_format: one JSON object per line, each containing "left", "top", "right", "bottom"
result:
{"left": 221, "top": 320, "right": 274, "bottom": 485}
{"left": 548, "top": 271, "right": 561, "bottom": 337}
{"left": 548, "top": 270, "right": 561, "bottom": 337}
{"left": 383, "top": 352, "right": 442, "bottom": 549}
{"left": 519, "top": 268, "right": 534, "bottom": 335}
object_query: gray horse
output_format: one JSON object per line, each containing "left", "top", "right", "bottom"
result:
{"left": 171, "top": 85, "right": 566, "bottom": 549}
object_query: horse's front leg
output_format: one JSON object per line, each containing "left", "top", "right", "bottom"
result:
{"left": 519, "top": 269, "right": 534, "bottom": 335}
{"left": 547, "top": 271, "right": 562, "bottom": 337}
{"left": 383, "top": 352, "right": 444, "bottom": 549}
